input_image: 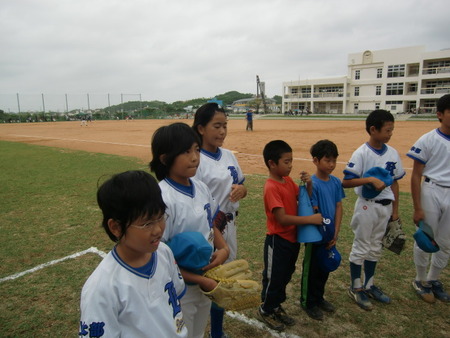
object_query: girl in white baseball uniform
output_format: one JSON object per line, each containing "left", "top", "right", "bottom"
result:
{"left": 79, "top": 170, "right": 187, "bottom": 338}
{"left": 407, "top": 94, "right": 450, "bottom": 303}
{"left": 150, "top": 122, "right": 230, "bottom": 338}
{"left": 343, "top": 110, "right": 405, "bottom": 310}
{"left": 193, "top": 103, "right": 247, "bottom": 338}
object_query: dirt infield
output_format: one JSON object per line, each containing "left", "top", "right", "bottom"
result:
{"left": 0, "top": 118, "right": 439, "bottom": 193}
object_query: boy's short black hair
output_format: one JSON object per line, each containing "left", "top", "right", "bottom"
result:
{"left": 365, "top": 109, "right": 394, "bottom": 134}
{"left": 437, "top": 94, "right": 450, "bottom": 113}
{"left": 263, "top": 140, "right": 292, "bottom": 168}
{"left": 192, "top": 103, "right": 226, "bottom": 139}
{"left": 149, "top": 122, "right": 201, "bottom": 181}
{"left": 97, "top": 170, "right": 166, "bottom": 242}
{"left": 310, "top": 139, "right": 339, "bottom": 160}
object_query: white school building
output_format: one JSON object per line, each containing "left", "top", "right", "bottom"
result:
{"left": 282, "top": 46, "right": 450, "bottom": 115}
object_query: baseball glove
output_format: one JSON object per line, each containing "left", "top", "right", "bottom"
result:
{"left": 203, "top": 259, "right": 261, "bottom": 311}
{"left": 382, "top": 218, "right": 406, "bottom": 255}
{"left": 213, "top": 210, "right": 228, "bottom": 233}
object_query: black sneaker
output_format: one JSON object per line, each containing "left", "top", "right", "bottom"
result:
{"left": 273, "top": 306, "right": 296, "bottom": 326}
{"left": 258, "top": 306, "right": 285, "bottom": 331}
{"left": 303, "top": 306, "right": 324, "bottom": 321}
{"left": 430, "top": 280, "right": 450, "bottom": 302}
{"left": 318, "top": 299, "right": 336, "bottom": 313}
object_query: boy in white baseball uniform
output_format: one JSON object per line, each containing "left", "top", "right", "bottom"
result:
{"left": 343, "top": 110, "right": 405, "bottom": 310}
{"left": 79, "top": 170, "right": 187, "bottom": 337}
{"left": 407, "top": 93, "right": 450, "bottom": 303}
{"left": 193, "top": 103, "right": 247, "bottom": 338}
{"left": 150, "top": 122, "right": 230, "bottom": 338}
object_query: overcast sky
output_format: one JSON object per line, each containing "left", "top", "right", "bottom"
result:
{"left": 1, "top": 0, "right": 450, "bottom": 112}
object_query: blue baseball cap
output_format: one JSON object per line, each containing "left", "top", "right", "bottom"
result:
{"left": 315, "top": 245, "right": 341, "bottom": 272}
{"left": 362, "top": 167, "right": 393, "bottom": 199}
{"left": 413, "top": 220, "right": 439, "bottom": 253}
{"left": 167, "top": 232, "right": 212, "bottom": 273}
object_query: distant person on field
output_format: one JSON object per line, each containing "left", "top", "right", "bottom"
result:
{"left": 343, "top": 110, "right": 405, "bottom": 310}
{"left": 79, "top": 170, "right": 187, "bottom": 337}
{"left": 259, "top": 140, "right": 322, "bottom": 332}
{"left": 300, "top": 140, "right": 345, "bottom": 321}
{"left": 246, "top": 110, "right": 253, "bottom": 131}
{"left": 407, "top": 93, "right": 450, "bottom": 303}
{"left": 192, "top": 102, "right": 247, "bottom": 338}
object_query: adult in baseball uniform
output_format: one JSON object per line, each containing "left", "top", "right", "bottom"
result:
{"left": 193, "top": 103, "right": 247, "bottom": 338}
{"left": 150, "top": 123, "right": 230, "bottom": 338}
{"left": 80, "top": 171, "right": 187, "bottom": 337}
{"left": 407, "top": 94, "right": 450, "bottom": 303}
{"left": 343, "top": 110, "right": 405, "bottom": 310}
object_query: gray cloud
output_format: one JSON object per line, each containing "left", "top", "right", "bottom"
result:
{"left": 1, "top": 0, "right": 449, "bottom": 111}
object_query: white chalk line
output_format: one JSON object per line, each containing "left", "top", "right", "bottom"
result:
{"left": 0, "top": 246, "right": 106, "bottom": 283}
{"left": 8, "top": 134, "right": 412, "bottom": 170}
{"left": 226, "top": 311, "right": 301, "bottom": 338}
{"left": 9, "top": 134, "right": 148, "bottom": 148}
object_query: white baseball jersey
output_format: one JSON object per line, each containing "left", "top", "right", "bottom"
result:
{"left": 79, "top": 243, "right": 187, "bottom": 338}
{"left": 344, "top": 142, "right": 405, "bottom": 200}
{"left": 159, "top": 177, "right": 218, "bottom": 338}
{"left": 406, "top": 128, "right": 450, "bottom": 187}
{"left": 195, "top": 148, "right": 245, "bottom": 261}
{"left": 195, "top": 148, "right": 245, "bottom": 215}
{"left": 407, "top": 128, "right": 450, "bottom": 269}
{"left": 160, "top": 177, "right": 218, "bottom": 246}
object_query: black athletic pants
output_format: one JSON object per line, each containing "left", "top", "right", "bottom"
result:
{"left": 261, "top": 234, "right": 300, "bottom": 313}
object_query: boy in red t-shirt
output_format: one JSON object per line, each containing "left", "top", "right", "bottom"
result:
{"left": 259, "top": 140, "right": 323, "bottom": 331}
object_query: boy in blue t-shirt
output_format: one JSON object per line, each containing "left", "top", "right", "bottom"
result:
{"left": 301, "top": 140, "right": 345, "bottom": 320}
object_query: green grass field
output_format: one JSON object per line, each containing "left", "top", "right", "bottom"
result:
{"left": 0, "top": 140, "right": 448, "bottom": 337}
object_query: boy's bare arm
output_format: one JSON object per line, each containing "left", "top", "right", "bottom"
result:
{"left": 273, "top": 207, "right": 322, "bottom": 226}
{"left": 342, "top": 176, "right": 386, "bottom": 190}
{"left": 181, "top": 268, "right": 217, "bottom": 292}
{"left": 411, "top": 160, "right": 425, "bottom": 224}
{"left": 204, "top": 227, "right": 230, "bottom": 270}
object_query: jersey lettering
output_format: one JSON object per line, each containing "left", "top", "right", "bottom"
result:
{"left": 204, "top": 203, "right": 213, "bottom": 228}
{"left": 227, "top": 166, "right": 238, "bottom": 184}
{"left": 79, "top": 321, "right": 105, "bottom": 338}
{"left": 347, "top": 162, "right": 355, "bottom": 168}
{"left": 165, "top": 281, "right": 182, "bottom": 318}
{"left": 385, "top": 162, "right": 397, "bottom": 176}
{"left": 79, "top": 321, "right": 89, "bottom": 336}
{"left": 410, "top": 146, "right": 422, "bottom": 154}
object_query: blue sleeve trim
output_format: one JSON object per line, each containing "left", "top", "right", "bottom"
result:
{"left": 406, "top": 153, "right": 426, "bottom": 164}
{"left": 178, "top": 285, "right": 187, "bottom": 299}
{"left": 394, "top": 171, "right": 406, "bottom": 181}
{"left": 343, "top": 170, "right": 359, "bottom": 180}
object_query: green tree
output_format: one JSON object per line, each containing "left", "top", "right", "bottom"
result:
{"left": 272, "top": 95, "right": 282, "bottom": 104}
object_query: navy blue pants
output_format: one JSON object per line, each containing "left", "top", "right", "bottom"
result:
{"left": 261, "top": 234, "right": 300, "bottom": 313}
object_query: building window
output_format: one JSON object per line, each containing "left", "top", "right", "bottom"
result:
{"left": 386, "top": 83, "right": 404, "bottom": 95}
{"left": 375, "top": 103, "right": 380, "bottom": 110}
{"left": 355, "top": 70, "right": 360, "bottom": 80}
{"left": 354, "top": 87, "right": 360, "bottom": 96}
{"left": 376, "top": 86, "right": 381, "bottom": 95}
{"left": 291, "top": 88, "right": 298, "bottom": 94}
{"left": 408, "top": 83, "right": 418, "bottom": 93}
{"left": 424, "top": 60, "right": 450, "bottom": 74}
{"left": 377, "top": 68, "right": 382, "bottom": 78}
{"left": 387, "top": 64, "right": 405, "bottom": 78}
{"left": 354, "top": 103, "right": 359, "bottom": 112}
